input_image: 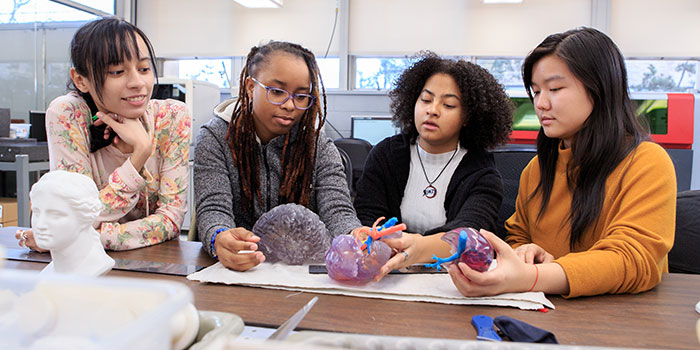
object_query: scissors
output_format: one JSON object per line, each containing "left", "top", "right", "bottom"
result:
{"left": 267, "top": 296, "right": 318, "bottom": 341}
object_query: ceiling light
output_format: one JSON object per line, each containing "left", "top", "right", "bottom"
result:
{"left": 233, "top": 0, "right": 282, "bottom": 8}
{"left": 482, "top": 0, "right": 523, "bottom": 4}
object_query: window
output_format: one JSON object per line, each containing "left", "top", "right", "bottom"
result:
{"left": 169, "top": 59, "right": 233, "bottom": 89}
{"left": 354, "top": 57, "right": 413, "bottom": 90}
{"left": 0, "top": 0, "right": 112, "bottom": 24}
{"left": 476, "top": 58, "right": 525, "bottom": 89}
{"left": 626, "top": 59, "right": 698, "bottom": 93}
{"left": 0, "top": 1, "right": 115, "bottom": 115}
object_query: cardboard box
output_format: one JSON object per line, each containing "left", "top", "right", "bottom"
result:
{"left": 0, "top": 197, "right": 17, "bottom": 225}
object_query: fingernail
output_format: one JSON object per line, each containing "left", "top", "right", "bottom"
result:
{"left": 249, "top": 243, "right": 257, "bottom": 250}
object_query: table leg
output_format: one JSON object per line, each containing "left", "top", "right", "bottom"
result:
{"left": 15, "top": 154, "right": 30, "bottom": 227}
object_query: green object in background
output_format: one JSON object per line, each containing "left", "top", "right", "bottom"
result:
{"left": 511, "top": 97, "right": 540, "bottom": 131}
{"left": 508, "top": 97, "right": 670, "bottom": 135}
{"left": 635, "top": 99, "right": 668, "bottom": 135}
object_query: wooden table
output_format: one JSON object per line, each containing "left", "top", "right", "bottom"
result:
{"left": 2, "top": 227, "right": 699, "bottom": 349}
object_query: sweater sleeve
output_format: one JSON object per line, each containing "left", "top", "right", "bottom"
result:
{"left": 194, "top": 118, "right": 237, "bottom": 258}
{"left": 504, "top": 157, "right": 538, "bottom": 248}
{"left": 47, "top": 97, "right": 190, "bottom": 250}
{"left": 313, "top": 134, "right": 362, "bottom": 236}
{"left": 47, "top": 95, "right": 145, "bottom": 219}
{"left": 426, "top": 166, "right": 503, "bottom": 235}
{"left": 97, "top": 101, "right": 190, "bottom": 250}
{"left": 556, "top": 143, "right": 676, "bottom": 298}
{"left": 353, "top": 140, "right": 395, "bottom": 226}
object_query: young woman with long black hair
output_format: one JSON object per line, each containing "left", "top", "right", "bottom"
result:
{"left": 446, "top": 27, "right": 676, "bottom": 297}
{"left": 381, "top": 28, "right": 676, "bottom": 298}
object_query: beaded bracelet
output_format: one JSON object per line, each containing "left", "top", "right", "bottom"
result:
{"left": 211, "top": 228, "right": 228, "bottom": 259}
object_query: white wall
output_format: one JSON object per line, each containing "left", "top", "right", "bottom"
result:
{"left": 611, "top": 0, "right": 700, "bottom": 56}
{"left": 350, "top": 0, "right": 591, "bottom": 56}
{"left": 136, "top": 0, "right": 337, "bottom": 57}
{"left": 137, "top": 0, "right": 700, "bottom": 57}
{"left": 138, "top": 0, "right": 595, "bottom": 57}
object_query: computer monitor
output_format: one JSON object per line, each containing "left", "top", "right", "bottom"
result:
{"left": 350, "top": 116, "right": 400, "bottom": 145}
{"left": 29, "top": 111, "right": 47, "bottom": 142}
{"left": 153, "top": 83, "right": 186, "bottom": 103}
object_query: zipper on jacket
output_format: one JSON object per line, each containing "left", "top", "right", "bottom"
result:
{"left": 261, "top": 144, "right": 271, "bottom": 212}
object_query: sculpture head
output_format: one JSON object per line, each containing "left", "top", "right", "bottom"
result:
{"left": 30, "top": 170, "right": 102, "bottom": 251}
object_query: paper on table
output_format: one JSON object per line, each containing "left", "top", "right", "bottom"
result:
{"left": 187, "top": 262, "right": 554, "bottom": 311}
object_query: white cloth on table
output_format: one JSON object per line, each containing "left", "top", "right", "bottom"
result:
{"left": 187, "top": 262, "right": 555, "bottom": 311}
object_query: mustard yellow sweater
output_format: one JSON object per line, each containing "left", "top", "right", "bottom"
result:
{"left": 505, "top": 142, "right": 676, "bottom": 298}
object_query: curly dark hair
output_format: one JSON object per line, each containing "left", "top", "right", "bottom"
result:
{"left": 390, "top": 52, "right": 514, "bottom": 150}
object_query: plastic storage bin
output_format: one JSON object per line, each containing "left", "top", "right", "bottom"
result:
{"left": 0, "top": 269, "right": 192, "bottom": 350}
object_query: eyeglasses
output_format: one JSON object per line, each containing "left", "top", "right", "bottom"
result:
{"left": 250, "top": 77, "right": 315, "bottom": 110}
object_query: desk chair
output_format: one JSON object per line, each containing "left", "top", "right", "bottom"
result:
{"left": 334, "top": 138, "right": 372, "bottom": 192}
{"left": 669, "top": 190, "right": 700, "bottom": 274}
{"left": 29, "top": 111, "right": 47, "bottom": 142}
{"left": 0, "top": 108, "right": 10, "bottom": 137}
{"left": 491, "top": 145, "right": 536, "bottom": 240}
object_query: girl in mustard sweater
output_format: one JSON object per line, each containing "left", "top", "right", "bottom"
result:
{"left": 378, "top": 27, "right": 676, "bottom": 298}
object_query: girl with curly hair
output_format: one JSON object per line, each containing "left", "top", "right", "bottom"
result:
{"left": 354, "top": 52, "right": 514, "bottom": 276}
{"left": 194, "top": 41, "right": 361, "bottom": 271}
{"left": 447, "top": 28, "right": 675, "bottom": 298}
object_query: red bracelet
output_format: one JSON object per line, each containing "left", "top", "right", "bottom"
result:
{"left": 528, "top": 264, "right": 539, "bottom": 292}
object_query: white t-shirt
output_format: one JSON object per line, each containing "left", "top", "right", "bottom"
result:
{"left": 400, "top": 142, "right": 467, "bottom": 234}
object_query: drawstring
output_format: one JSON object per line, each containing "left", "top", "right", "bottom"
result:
{"left": 145, "top": 187, "right": 149, "bottom": 217}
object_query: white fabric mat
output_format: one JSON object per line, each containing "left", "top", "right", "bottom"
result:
{"left": 188, "top": 262, "right": 555, "bottom": 310}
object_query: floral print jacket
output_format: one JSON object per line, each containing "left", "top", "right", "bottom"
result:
{"left": 46, "top": 92, "right": 190, "bottom": 250}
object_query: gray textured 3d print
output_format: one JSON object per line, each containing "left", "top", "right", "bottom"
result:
{"left": 252, "top": 203, "right": 331, "bottom": 264}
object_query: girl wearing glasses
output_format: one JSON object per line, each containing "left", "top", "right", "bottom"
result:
{"left": 445, "top": 28, "right": 675, "bottom": 297}
{"left": 194, "top": 41, "right": 361, "bottom": 271}
{"left": 16, "top": 17, "right": 190, "bottom": 252}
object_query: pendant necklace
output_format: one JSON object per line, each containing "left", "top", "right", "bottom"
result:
{"left": 416, "top": 143, "right": 459, "bottom": 199}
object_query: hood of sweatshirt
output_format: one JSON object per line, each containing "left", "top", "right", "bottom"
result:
{"left": 213, "top": 97, "right": 237, "bottom": 123}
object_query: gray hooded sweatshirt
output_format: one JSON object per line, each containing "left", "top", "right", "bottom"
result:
{"left": 194, "top": 98, "right": 361, "bottom": 258}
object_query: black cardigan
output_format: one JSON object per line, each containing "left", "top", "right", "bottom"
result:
{"left": 353, "top": 134, "right": 503, "bottom": 235}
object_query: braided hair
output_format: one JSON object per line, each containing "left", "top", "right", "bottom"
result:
{"left": 226, "top": 41, "right": 326, "bottom": 214}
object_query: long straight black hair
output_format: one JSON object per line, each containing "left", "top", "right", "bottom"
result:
{"left": 521, "top": 27, "right": 648, "bottom": 250}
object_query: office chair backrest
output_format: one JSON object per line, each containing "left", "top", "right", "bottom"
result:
{"left": 334, "top": 138, "right": 372, "bottom": 190}
{"left": 491, "top": 145, "right": 536, "bottom": 240}
{"left": 0, "top": 108, "right": 10, "bottom": 137}
{"left": 29, "top": 111, "right": 47, "bottom": 142}
{"left": 669, "top": 190, "right": 700, "bottom": 274}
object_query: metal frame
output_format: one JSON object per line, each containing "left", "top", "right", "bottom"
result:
{"left": 0, "top": 155, "right": 49, "bottom": 227}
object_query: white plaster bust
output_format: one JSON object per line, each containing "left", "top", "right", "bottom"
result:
{"left": 30, "top": 170, "right": 114, "bottom": 276}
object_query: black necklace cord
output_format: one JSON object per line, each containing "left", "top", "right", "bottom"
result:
{"left": 416, "top": 142, "right": 459, "bottom": 187}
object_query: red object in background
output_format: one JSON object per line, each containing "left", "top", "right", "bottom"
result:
{"left": 653, "top": 93, "right": 694, "bottom": 149}
{"left": 508, "top": 93, "right": 695, "bottom": 149}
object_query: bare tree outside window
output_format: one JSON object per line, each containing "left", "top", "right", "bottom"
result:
{"left": 355, "top": 57, "right": 413, "bottom": 90}
{"left": 628, "top": 60, "right": 698, "bottom": 93}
